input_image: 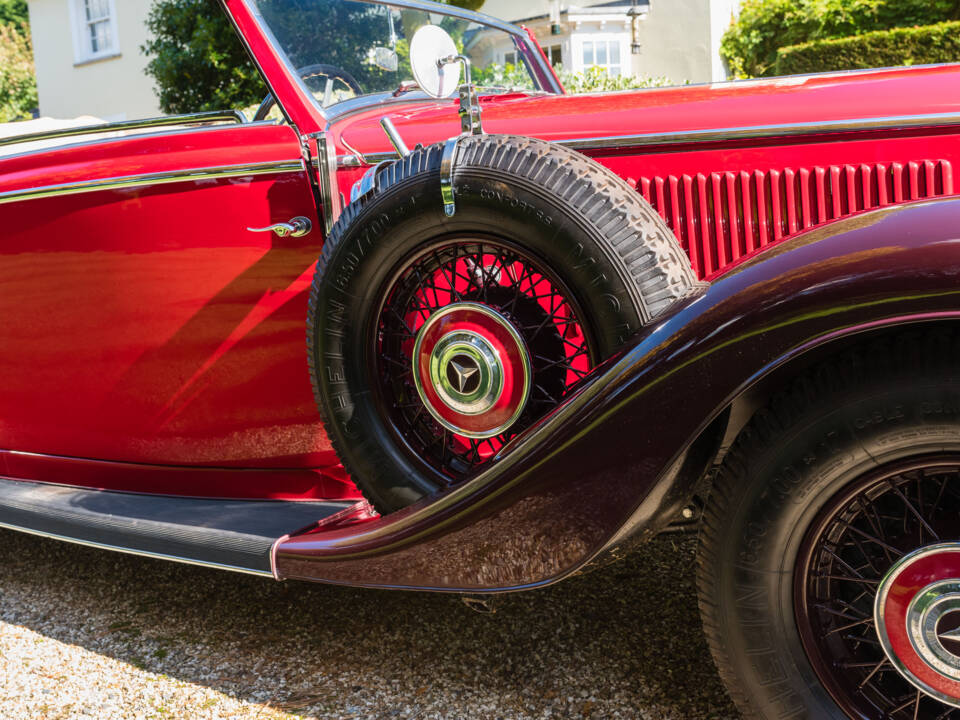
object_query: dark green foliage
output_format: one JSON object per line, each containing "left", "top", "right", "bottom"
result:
{"left": 775, "top": 20, "right": 960, "bottom": 75}
{"left": 722, "top": 0, "right": 960, "bottom": 78}
{"left": 142, "top": 0, "right": 266, "bottom": 114}
{"left": 0, "top": 0, "right": 27, "bottom": 26}
{"left": 143, "top": 0, "right": 487, "bottom": 114}
{"left": 0, "top": 0, "right": 35, "bottom": 121}
{"left": 0, "top": 21, "right": 37, "bottom": 121}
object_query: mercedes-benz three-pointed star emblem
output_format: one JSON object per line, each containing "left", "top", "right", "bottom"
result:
{"left": 447, "top": 355, "right": 481, "bottom": 394}
{"left": 938, "top": 618, "right": 960, "bottom": 658}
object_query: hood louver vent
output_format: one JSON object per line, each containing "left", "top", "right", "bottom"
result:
{"left": 637, "top": 159, "right": 954, "bottom": 279}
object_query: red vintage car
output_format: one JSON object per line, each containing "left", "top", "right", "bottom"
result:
{"left": 2, "top": 0, "right": 960, "bottom": 716}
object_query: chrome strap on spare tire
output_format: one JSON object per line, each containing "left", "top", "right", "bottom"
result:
{"left": 440, "top": 137, "right": 463, "bottom": 217}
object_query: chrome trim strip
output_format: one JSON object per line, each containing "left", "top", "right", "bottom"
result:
{"left": 557, "top": 111, "right": 960, "bottom": 151}
{"left": 337, "top": 111, "right": 960, "bottom": 166}
{"left": 270, "top": 533, "right": 290, "bottom": 580}
{"left": 0, "top": 519, "right": 274, "bottom": 577}
{"left": 0, "top": 160, "right": 303, "bottom": 205}
{"left": 0, "top": 110, "right": 246, "bottom": 149}
{"left": 0, "top": 121, "right": 279, "bottom": 164}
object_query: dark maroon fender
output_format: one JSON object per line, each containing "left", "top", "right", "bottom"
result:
{"left": 275, "top": 197, "right": 960, "bottom": 591}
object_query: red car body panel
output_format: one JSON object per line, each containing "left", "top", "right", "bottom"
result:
{"left": 334, "top": 64, "right": 960, "bottom": 155}
{"left": 332, "top": 65, "right": 960, "bottom": 280}
{"left": 0, "top": 123, "right": 358, "bottom": 500}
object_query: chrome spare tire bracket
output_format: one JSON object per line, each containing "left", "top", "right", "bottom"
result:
{"left": 440, "top": 136, "right": 464, "bottom": 217}
{"left": 438, "top": 54, "right": 484, "bottom": 217}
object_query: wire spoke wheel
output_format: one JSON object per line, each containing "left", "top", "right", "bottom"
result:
{"left": 375, "top": 238, "right": 594, "bottom": 483}
{"left": 796, "top": 458, "right": 960, "bottom": 719}
{"left": 309, "top": 134, "right": 695, "bottom": 512}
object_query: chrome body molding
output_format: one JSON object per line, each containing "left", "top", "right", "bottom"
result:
{"left": 0, "top": 110, "right": 247, "bottom": 149}
{"left": 0, "top": 519, "right": 274, "bottom": 578}
{"left": 0, "top": 160, "right": 304, "bottom": 205}
{"left": 337, "top": 110, "right": 960, "bottom": 167}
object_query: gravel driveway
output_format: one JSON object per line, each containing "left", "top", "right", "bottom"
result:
{"left": 0, "top": 528, "right": 739, "bottom": 719}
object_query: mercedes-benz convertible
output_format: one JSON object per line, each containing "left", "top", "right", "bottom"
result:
{"left": 2, "top": 1, "right": 960, "bottom": 717}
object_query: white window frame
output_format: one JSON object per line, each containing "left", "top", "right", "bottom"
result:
{"left": 68, "top": 0, "right": 120, "bottom": 65}
{"left": 573, "top": 33, "right": 629, "bottom": 77}
{"left": 544, "top": 43, "right": 563, "bottom": 68}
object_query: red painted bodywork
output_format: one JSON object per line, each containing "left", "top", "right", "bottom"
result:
{"left": 0, "top": 2, "right": 959, "bottom": 576}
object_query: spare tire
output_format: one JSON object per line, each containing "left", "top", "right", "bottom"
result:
{"left": 308, "top": 134, "right": 697, "bottom": 513}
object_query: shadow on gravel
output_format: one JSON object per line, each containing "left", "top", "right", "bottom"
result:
{"left": 0, "top": 529, "right": 739, "bottom": 719}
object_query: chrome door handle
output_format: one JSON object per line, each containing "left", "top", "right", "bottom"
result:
{"left": 247, "top": 216, "right": 312, "bottom": 238}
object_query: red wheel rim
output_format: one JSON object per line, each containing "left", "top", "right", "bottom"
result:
{"left": 375, "top": 238, "right": 595, "bottom": 483}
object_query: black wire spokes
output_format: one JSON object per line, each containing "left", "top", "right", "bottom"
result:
{"left": 800, "top": 468, "right": 960, "bottom": 719}
{"left": 376, "top": 240, "right": 594, "bottom": 483}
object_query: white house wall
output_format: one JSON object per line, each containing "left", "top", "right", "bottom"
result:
{"left": 27, "top": 0, "right": 160, "bottom": 120}
{"left": 630, "top": 0, "right": 712, "bottom": 84}
{"left": 479, "top": 0, "right": 737, "bottom": 85}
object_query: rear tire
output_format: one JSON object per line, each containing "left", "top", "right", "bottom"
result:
{"left": 308, "top": 134, "right": 697, "bottom": 513}
{"left": 697, "top": 329, "right": 960, "bottom": 719}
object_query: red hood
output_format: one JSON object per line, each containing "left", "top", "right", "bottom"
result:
{"left": 333, "top": 64, "right": 960, "bottom": 157}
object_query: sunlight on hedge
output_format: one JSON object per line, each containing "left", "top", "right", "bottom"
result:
{"left": 0, "top": 22, "right": 37, "bottom": 122}
{"left": 474, "top": 63, "right": 672, "bottom": 93}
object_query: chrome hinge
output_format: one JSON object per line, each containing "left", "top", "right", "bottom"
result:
{"left": 305, "top": 130, "right": 343, "bottom": 235}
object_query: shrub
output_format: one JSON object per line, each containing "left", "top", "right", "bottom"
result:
{"left": 774, "top": 20, "right": 960, "bottom": 75}
{"left": 0, "top": 0, "right": 26, "bottom": 26}
{"left": 143, "top": 0, "right": 265, "bottom": 114}
{"left": 557, "top": 65, "right": 672, "bottom": 93}
{"left": 721, "top": 0, "right": 960, "bottom": 78}
{"left": 0, "top": 21, "right": 37, "bottom": 121}
{"left": 473, "top": 63, "right": 672, "bottom": 93}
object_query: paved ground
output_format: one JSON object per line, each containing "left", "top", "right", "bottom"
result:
{"left": 0, "top": 529, "right": 739, "bottom": 719}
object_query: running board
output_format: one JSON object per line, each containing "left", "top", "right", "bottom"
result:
{"left": 0, "top": 477, "right": 353, "bottom": 576}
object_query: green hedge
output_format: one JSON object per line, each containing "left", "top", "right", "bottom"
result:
{"left": 775, "top": 21, "right": 960, "bottom": 75}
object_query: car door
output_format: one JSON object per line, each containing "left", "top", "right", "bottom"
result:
{"left": 0, "top": 120, "right": 341, "bottom": 476}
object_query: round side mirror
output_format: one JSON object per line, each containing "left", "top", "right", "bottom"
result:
{"left": 410, "top": 25, "right": 461, "bottom": 99}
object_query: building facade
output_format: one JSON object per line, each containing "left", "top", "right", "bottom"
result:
{"left": 478, "top": 0, "right": 740, "bottom": 85}
{"left": 27, "top": 0, "right": 159, "bottom": 120}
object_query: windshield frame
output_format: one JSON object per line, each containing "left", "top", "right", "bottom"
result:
{"left": 228, "top": 0, "right": 563, "bottom": 126}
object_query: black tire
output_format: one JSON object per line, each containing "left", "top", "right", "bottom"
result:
{"left": 308, "top": 134, "right": 697, "bottom": 513}
{"left": 697, "top": 329, "right": 960, "bottom": 719}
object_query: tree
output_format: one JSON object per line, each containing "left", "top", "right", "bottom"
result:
{"left": 143, "top": 0, "right": 266, "bottom": 114}
{"left": 0, "top": 0, "right": 27, "bottom": 26}
{"left": 0, "top": 0, "right": 36, "bottom": 122}
{"left": 722, "top": 0, "right": 960, "bottom": 78}
{"left": 143, "top": 0, "right": 486, "bottom": 115}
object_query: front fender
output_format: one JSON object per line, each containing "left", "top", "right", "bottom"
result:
{"left": 275, "top": 197, "right": 960, "bottom": 591}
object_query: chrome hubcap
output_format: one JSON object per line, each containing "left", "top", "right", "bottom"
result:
{"left": 412, "top": 302, "right": 531, "bottom": 439}
{"left": 875, "top": 543, "right": 960, "bottom": 707}
{"left": 429, "top": 330, "right": 502, "bottom": 415}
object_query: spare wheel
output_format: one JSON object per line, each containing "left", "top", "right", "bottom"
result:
{"left": 307, "top": 134, "right": 698, "bottom": 513}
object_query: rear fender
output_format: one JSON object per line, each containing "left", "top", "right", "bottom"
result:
{"left": 275, "top": 197, "right": 960, "bottom": 591}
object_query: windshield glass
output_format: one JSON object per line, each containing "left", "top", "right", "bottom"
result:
{"left": 252, "top": 0, "right": 543, "bottom": 113}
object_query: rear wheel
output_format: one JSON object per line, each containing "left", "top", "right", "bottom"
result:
{"left": 697, "top": 330, "right": 960, "bottom": 719}
{"left": 308, "top": 134, "right": 696, "bottom": 513}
